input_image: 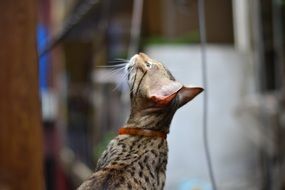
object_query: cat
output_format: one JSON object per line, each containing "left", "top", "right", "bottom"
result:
{"left": 77, "top": 53, "right": 203, "bottom": 190}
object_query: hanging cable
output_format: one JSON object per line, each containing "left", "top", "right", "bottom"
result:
{"left": 128, "top": 0, "right": 144, "bottom": 58}
{"left": 197, "top": 0, "right": 218, "bottom": 189}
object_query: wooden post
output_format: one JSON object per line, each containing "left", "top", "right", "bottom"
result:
{"left": 0, "top": 0, "right": 44, "bottom": 189}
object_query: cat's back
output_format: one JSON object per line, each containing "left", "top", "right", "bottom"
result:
{"left": 77, "top": 167, "right": 131, "bottom": 190}
{"left": 77, "top": 135, "right": 168, "bottom": 190}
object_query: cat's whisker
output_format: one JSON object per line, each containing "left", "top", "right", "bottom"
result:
{"left": 94, "top": 67, "right": 126, "bottom": 92}
{"left": 96, "top": 65, "right": 127, "bottom": 77}
{"left": 109, "top": 59, "right": 129, "bottom": 64}
{"left": 110, "top": 67, "right": 127, "bottom": 75}
{"left": 113, "top": 82, "right": 128, "bottom": 92}
{"left": 96, "top": 63, "right": 127, "bottom": 68}
{"left": 113, "top": 72, "right": 129, "bottom": 92}
{"left": 101, "top": 65, "right": 128, "bottom": 92}
{"left": 112, "top": 58, "right": 129, "bottom": 62}
{"left": 108, "top": 61, "right": 127, "bottom": 65}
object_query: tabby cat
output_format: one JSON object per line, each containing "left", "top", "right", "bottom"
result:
{"left": 78, "top": 53, "right": 203, "bottom": 190}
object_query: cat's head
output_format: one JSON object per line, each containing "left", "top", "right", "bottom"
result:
{"left": 126, "top": 53, "right": 203, "bottom": 112}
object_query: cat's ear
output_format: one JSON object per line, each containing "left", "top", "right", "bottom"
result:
{"left": 149, "top": 80, "right": 183, "bottom": 106}
{"left": 176, "top": 86, "right": 204, "bottom": 108}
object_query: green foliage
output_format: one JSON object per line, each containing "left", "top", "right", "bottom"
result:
{"left": 93, "top": 131, "right": 116, "bottom": 161}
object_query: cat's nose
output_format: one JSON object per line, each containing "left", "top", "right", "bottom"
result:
{"left": 130, "top": 54, "right": 138, "bottom": 63}
{"left": 131, "top": 54, "right": 140, "bottom": 61}
{"left": 134, "top": 54, "right": 139, "bottom": 59}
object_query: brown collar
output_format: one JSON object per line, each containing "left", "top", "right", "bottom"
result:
{"left": 118, "top": 127, "right": 167, "bottom": 139}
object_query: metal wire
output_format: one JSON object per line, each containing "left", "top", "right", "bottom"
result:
{"left": 197, "top": 0, "right": 218, "bottom": 189}
{"left": 128, "top": 0, "right": 144, "bottom": 57}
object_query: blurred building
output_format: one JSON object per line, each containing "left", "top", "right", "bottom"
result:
{"left": 38, "top": 0, "right": 285, "bottom": 189}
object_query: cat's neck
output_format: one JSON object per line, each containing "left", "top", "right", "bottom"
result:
{"left": 126, "top": 107, "right": 176, "bottom": 133}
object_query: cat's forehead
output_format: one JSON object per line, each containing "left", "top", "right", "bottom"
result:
{"left": 138, "top": 52, "right": 150, "bottom": 60}
{"left": 137, "top": 53, "right": 175, "bottom": 79}
{"left": 138, "top": 53, "right": 162, "bottom": 65}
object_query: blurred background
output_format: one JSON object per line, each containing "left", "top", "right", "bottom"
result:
{"left": 0, "top": 0, "right": 285, "bottom": 189}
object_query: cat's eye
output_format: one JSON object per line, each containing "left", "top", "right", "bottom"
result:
{"left": 146, "top": 61, "right": 152, "bottom": 68}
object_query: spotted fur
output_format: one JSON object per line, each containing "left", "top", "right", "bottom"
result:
{"left": 78, "top": 53, "right": 203, "bottom": 190}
